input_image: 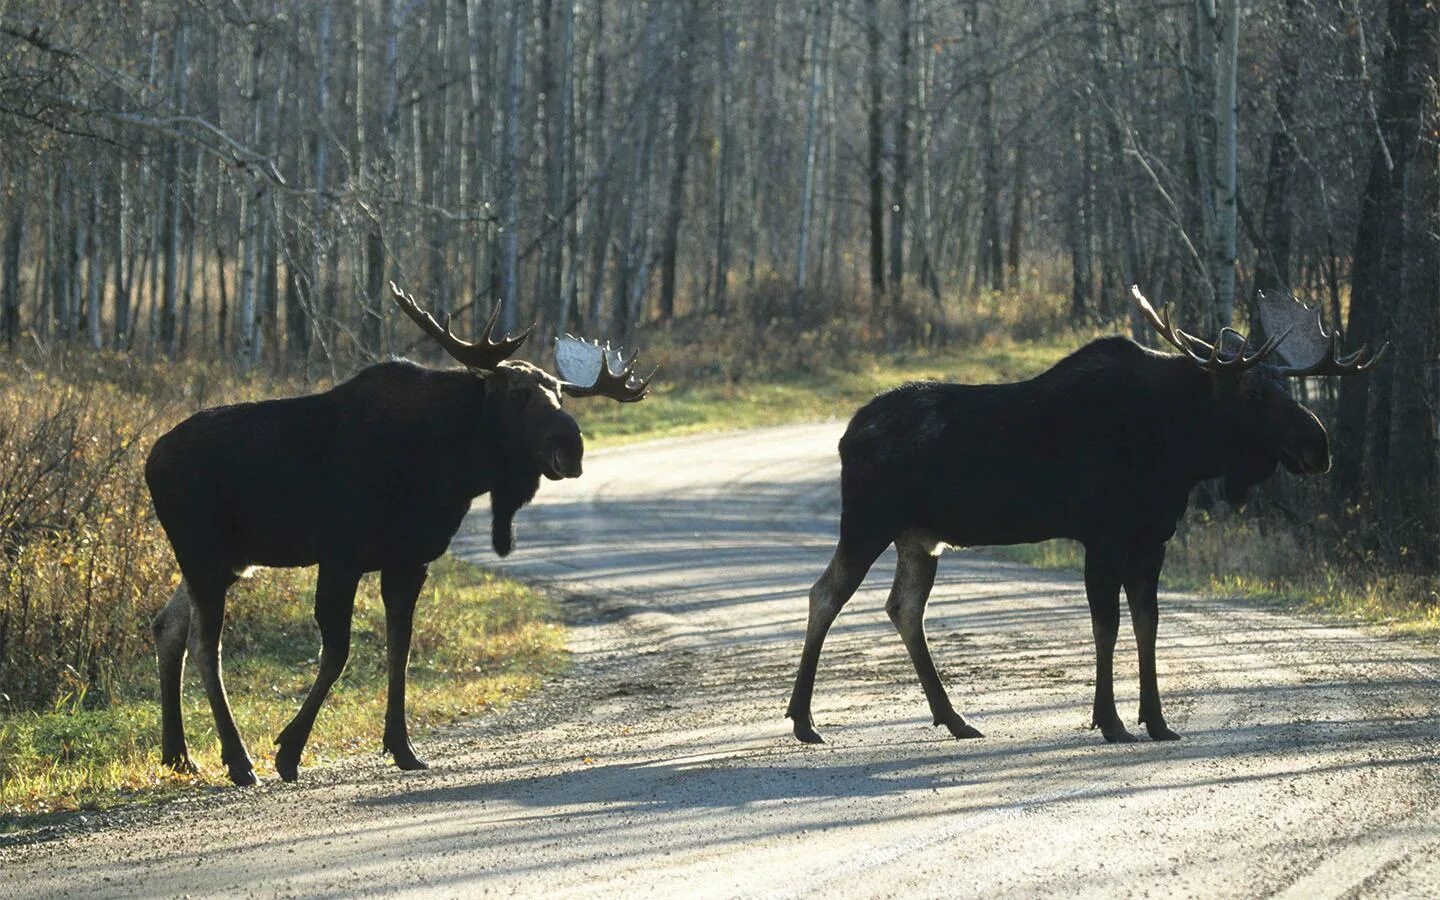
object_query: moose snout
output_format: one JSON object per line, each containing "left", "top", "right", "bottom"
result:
{"left": 550, "top": 447, "right": 582, "bottom": 479}
{"left": 1280, "top": 421, "right": 1330, "bottom": 475}
{"left": 543, "top": 434, "right": 584, "bottom": 480}
{"left": 1281, "top": 439, "right": 1329, "bottom": 475}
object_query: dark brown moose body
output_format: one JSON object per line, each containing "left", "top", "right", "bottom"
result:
{"left": 147, "top": 284, "right": 651, "bottom": 786}
{"left": 787, "top": 288, "right": 1384, "bottom": 746}
{"left": 148, "top": 362, "right": 553, "bottom": 575}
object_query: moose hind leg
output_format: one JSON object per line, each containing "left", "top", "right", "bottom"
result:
{"left": 886, "top": 535, "right": 982, "bottom": 740}
{"left": 787, "top": 537, "right": 886, "bottom": 744}
{"left": 275, "top": 564, "right": 361, "bottom": 782}
{"left": 187, "top": 576, "right": 258, "bottom": 785}
{"left": 153, "top": 582, "right": 200, "bottom": 774}
{"left": 380, "top": 564, "right": 429, "bottom": 771}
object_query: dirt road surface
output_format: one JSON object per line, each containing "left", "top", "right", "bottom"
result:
{"left": 5, "top": 423, "right": 1440, "bottom": 898}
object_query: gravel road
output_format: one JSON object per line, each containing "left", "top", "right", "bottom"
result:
{"left": 5, "top": 422, "right": 1440, "bottom": 898}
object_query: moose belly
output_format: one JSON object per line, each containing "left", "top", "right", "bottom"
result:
{"left": 335, "top": 496, "right": 473, "bottom": 571}
{"left": 921, "top": 476, "right": 1086, "bottom": 548}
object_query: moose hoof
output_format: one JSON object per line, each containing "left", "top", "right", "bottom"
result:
{"left": 162, "top": 752, "right": 198, "bottom": 776}
{"left": 395, "top": 753, "right": 429, "bottom": 772}
{"left": 792, "top": 722, "right": 826, "bottom": 745}
{"left": 939, "top": 716, "right": 984, "bottom": 740}
{"left": 1100, "top": 725, "right": 1139, "bottom": 744}
{"left": 227, "top": 763, "right": 259, "bottom": 786}
{"left": 275, "top": 747, "right": 302, "bottom": 783}
{"left": 1146, "top": 724, "right": 1182, "bottom": 742}
{"left": 389, "top": 745, "right": 429, "bottom": 771}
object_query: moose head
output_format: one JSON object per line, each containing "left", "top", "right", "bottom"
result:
{"left": 389, "top": 281, "right": 653, "bottom": 485}
{"left": 1131, "top": 286, "right": 1386, "bottom": 503}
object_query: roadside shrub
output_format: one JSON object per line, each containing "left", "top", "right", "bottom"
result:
{"left": 0, "top": 377, "right": 173, "bottom": 711}
{"left": 0, "top": 359, "right": 325, "bottom": 714}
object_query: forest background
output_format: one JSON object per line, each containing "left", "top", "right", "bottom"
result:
{"left": 0, "top": 0, "right": 1435, "bottom": 808}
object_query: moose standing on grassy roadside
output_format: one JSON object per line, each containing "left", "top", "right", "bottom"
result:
{"left": 146, "top": 283, "right": 653, "bottom": 785}
{"left": 787, "top": 287, "right": 1385, "bottom": 747}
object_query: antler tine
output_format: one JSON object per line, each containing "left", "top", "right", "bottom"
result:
{"left": 1132, "top": 286, "right": 1217, "bottom": 366}
{"left": 388, "top": 281, "right": 530, "bottom": 370}
{"left": 1249, "top": 326, "right": 1291, "bottom": 365}
{"left": 594, "top": 358, "right": 658, "bottom": 403}
{"left": 1256, "top": 289, "right": 1390, "bottom": 378}
{"left": 1212, "top": 326, "right": 1283, "bottom": 374}
{"left": 1132, "top": 285, "right": 1286, "bottom": 374}
{"left": 1277, "top": 335, "right": 1390, "bottom": 378}
{"left": 576, "top": 348, "right": 656, "bottom": 403}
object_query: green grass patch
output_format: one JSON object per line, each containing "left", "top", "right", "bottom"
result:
{"left": 988, "top": 515, "right": 1440, "bottom": 637}
{"left": 0, "top": 555, "right": 564, "bottom": 828}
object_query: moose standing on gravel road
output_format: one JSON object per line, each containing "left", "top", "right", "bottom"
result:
{"left": 788, "top": 287, "right": 1385, "bottom": 747}
{"left": 146, "top": 283, "right": 653, "bottom": 785}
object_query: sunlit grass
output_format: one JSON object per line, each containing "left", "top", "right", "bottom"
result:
{"left": 990, "top": 517, "right": 1440, "bottom": 637}
{"left": 0, "top": 555, "right": 564, "bottom": 827}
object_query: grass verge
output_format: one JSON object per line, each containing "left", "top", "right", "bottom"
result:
{"left": 1, "top": 555, "right": 564, "bottom": 829}
{"left": 988, "top": 518, "right": 1440, "bottom": 637}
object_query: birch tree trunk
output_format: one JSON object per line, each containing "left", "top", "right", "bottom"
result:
{"left": 160, "top": 18, "right": 187, "bottom": 357}
{"left": 86, "top": 170, "right": 103, "bottom": 350}
{"left": 889, "top": 0, "right": 913, "bottom": 294}
{"left": 237, "top": 37, "right": 263, "bottom": 369}
{"left": 500, "top": 0, "right": 526, "bottom": 333}
{"left": 864, "top": 0, "right": 886, "bottom": 296}
{"left": 791, "top": 0, "right": 828, "bottom": 314}
{"left": 1252, "top": 0, "right": 1299, "bottom": 305}
{"left": 710, "top": 2, "right": 733, "bottom": 316}
{"left": 658, "top": 0, "right": 695, "bottom": 323}
{"left": 1210, "top": 0, "right": 1239, "bottom": 328}
{"left": 1, "top": 167, "right": 24, "bottom": 348}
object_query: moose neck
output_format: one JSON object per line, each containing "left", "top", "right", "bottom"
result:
{"left": 1169, "top": 359, "right": 1251, "bottom": 486}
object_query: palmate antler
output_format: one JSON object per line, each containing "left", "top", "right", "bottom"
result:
{"left": 1256, "top": 290, "right": 1389, "bottom": 377}
{"left": 390, "top": 281, "right": 654, "bottom": 400}
{"left": 1130, "top": 286, "right": 1286, "bottom": 374}
{"left": 553, "top": 335, "right": 655, "bottom": 403}
{"left": 1131, "top": 286, "right": 1388, "bottom": 379}
{"left": 389, "top": 281, "right": 532, "bottom": 371}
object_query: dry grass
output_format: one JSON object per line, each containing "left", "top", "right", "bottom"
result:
{"left": 992, "top": 508, "right": 1440, "bottom": 637}
{"left": 1, "top": 556, "right": 563, "bottom": 822}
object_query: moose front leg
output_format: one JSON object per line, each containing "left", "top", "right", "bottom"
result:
{"left": 1124, "top": 543, "right": 1181, "bottom": 741}
{"left": 381, "top": 564, "right": 429, "bottom": 771}
{"left": 275, "top": 564, "right": 361, "bottom": 782}
{"left": 787, "top": 537, "right": 886, "bottom": 744}
{"left": 1083, "top": 549, "right": 1135, "bottom": 743}
{"left": 187, "top": 577, "right": 258, "bottom": 785}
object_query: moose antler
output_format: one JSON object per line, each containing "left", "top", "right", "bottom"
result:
{"left": 1131, "top": 286, "right": 1287, "bottom": 375}
{"left": 1256, "top": 290, "right": 1388, "bottom": 377}
{"left": 553, "top": 335, "right": 655, "bottom": 403}
{"left": 389, "top": 281, "right": 532, "bottom": 370}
